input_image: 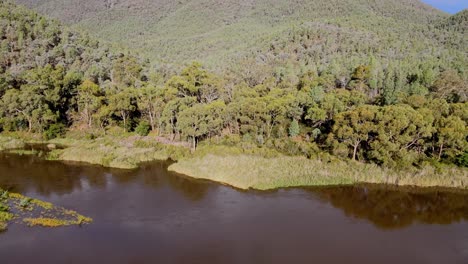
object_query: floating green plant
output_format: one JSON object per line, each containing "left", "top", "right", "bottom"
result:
{"left": 0, "top": 188, "right": 92, "bottom": 231}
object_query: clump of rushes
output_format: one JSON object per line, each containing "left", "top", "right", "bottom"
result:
{"left": 19, "top": 197, "right": 32, "bottom": 208}
{"left": 1, "top": 190, "right": 9, "bottom": 200}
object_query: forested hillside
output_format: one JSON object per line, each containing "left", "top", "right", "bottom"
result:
{"left": 1, "top": 1, "right": 467, "bottom": 170}
{"left": 0, "top": 1, "right": 146, "bottom": 131}
{"left": 12, "top": 0, "right": 454, "bottom": 67}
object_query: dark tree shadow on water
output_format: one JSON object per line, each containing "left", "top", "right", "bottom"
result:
{"left": 304, "top": 184, "right": 468, "bottom": 229}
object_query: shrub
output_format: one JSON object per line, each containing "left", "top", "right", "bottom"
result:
{"left": 135, "top": 121, "right": 151, "bottom": 136}
{"left": 219, "top": 134, "right": 241, "bottom": 146}
{"left": 44, "top": 123, "right": 66, "bottom": 140}
{"left": 455, "top": 151, "right": 468, "bottom": 167}
{"left": 288, "top": 119, "right": 300, "bottom": 137}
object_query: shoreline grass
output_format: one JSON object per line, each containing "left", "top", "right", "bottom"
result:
{"left": 1, "top": 134, "right": 466, "bottom": 190}
{"left": 169, "top": 153, "right": 468, "bottom": 190}
{"left": 0, "top": 133, "right": 190, "bottom": 169}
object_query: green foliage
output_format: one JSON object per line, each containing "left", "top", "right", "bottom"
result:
{"left": 20, "top": 197, "right": 32, "bottom": 208}
{"left": 0, "top": 190, "right": 8, "bottom": 200}
{"left": 135, "top": 121, "right": 151, "bottom": 136}
{"left": 77, "top": 80, "right": 102, "bottom": 128}
{"left": 455, "top": 152, "right": 468, "bottom": 168}
{"left": 0, "top": 1, "right": 467, "bottom": 173}
{"left": 288, "top": 120, "right": 300, "bottom": 137}
{"left": 43, "top": 123, "right": 66, "bottom": 140}
{"left": 15, "top": 0, "right": 464, "bottom": 79}
{"left": 0, "top": 203, "right": 9, "bottom": 212}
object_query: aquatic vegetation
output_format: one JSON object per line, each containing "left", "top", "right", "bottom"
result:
{"left": 19, "top": 197, "right": 32, "bottom": 208}
{"left": 1, "top": 190, "right": 9, "bottom": 200}
{"left": 30, "top": 199, "right": 54, "bottom": 210}
{"left": 0, "top": 211, "right": 13, "bottom": 221}
{"left": 0, "top": 211, "right": 13, "bottom": 232}
{"left": 23, "top": 216, "right": 92, "bottom": 227}
{"left": 0, "top": 221, "right": 6, "bottom": 231}
{"left": 0, "top": 188, "right": 92, "bottom": 231}
{"left": 0, "top": 203, "right": 10, "bottom": 212}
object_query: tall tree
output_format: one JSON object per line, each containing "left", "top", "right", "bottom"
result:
{"left": 77, "top": 80, "right": 102, "bottom": 128}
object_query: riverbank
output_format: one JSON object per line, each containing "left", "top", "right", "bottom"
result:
{"left": 47, "top": 137, "right": 182, "bottom": 169}
{"left": 169, "top": 153, "right": 467, "bottom": 190}
{"left": 0, "top": 134, "right": 466, "bottom": 190}
{"left": 0, "top": 134, "right": 189, "bottom": 169}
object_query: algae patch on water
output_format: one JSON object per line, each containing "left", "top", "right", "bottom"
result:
{"left": 0, "top": 188, "right": 92, "bottom": 231}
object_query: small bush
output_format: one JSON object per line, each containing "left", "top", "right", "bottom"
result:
{"left": 106, "top": 126, "right": 128, "bottom": 137}
{"left": 289, "top": 119, "right": 300, "bottom": 137}
{"left": 455, "top": 152, "right": 468, "bottom": 167}
{"left": 219, "top": 134, "right": 241, "bottom": 146}
{"left": 44, "top": 123, "right": 66, "bottom": 140}
{"left": 135, "top": 121, "right": 151, "bottom": 136}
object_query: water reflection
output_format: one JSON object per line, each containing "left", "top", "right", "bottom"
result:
{"left": 311, "top": 185, "right": 468, "bottom": 229}
{"left": 0, "top": 152, "right": 211, "bottom": 202}
{"left": 0, "top": 152, "right": 467, "bottom": 229}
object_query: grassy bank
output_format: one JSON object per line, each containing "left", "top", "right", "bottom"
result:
{"left": 1, "top": 134, "right": 466, "bottom": 190}
{"left": 0, "top": 136, "right": 25, "bottom": 151}
{"left": 169, "top": 151, "right": 468, "bottom": 190}
{"left": 47, "top": 137, "right": 180, "bottom": 169}
{"left": 0, "top": 133, "right": 190, "bottom": 169}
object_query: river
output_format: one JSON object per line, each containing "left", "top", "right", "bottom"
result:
{"left": 0, "top": 151, "right": 467, "bottom": 263}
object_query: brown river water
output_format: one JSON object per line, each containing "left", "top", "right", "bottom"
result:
{"left": 0, "top": 150, "right": 467, "bottom": 264}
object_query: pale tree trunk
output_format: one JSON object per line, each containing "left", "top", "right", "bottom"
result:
{"left": 28, "top": 119, "right": 32, "bottom": 133}
{"left": 352, "top": 140, "right": 361, "bottom": 161}
{"left": 86, "top": 108, "right": 92, "bottom": 128}
{"left": 438, "top": 141, "right": 444, "bottom": 160}
{"left": 148, "top": 111, "right": 155, "bottom": 131}
{"left": 121, "top": 111, "right": 127, "bottom": 132}
{"left": 191, "top": 136, "right": 196, "bottom": 153}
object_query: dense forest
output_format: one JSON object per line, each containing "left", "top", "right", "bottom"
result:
{"left": 13, "top": 0, "right": 461, "bottom": 70}
{"left": 0, "top": 1, "right": 467, "bottom": 169}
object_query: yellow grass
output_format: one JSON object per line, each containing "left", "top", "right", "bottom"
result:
{"left": 169, "top": 154, "right": 468, "bottom": 190}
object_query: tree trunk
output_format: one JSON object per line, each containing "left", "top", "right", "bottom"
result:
{"left": 122, "top": 111, "right": 127, "bottom": 132}
{"left": 192, "top": 136, "right": 196, "bottom": 153}
{"left": 88, "top": 113, "right": 93, "bottom": 128}
{"left": 352, "top": 141, "right": 360, "bottom": 161}
{"left": 438, "top": 141, "right": 444, "bottom": 160}
{"left": 28, "top": 119, "right": 32, "bottom": 133}
{"left": 149, "top": 112, "right": 155, "bottom": 131}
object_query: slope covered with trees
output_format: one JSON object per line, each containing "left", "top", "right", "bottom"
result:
{"left": 0, "top": 1, "right": 147, "bottom": 132}
{"left": 12, "top": 0, "right": 453, "bottom": 67}
{"left": 0, "top": 1, "right": 467, "bottom": 175}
